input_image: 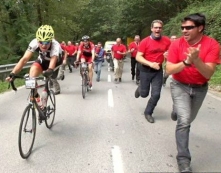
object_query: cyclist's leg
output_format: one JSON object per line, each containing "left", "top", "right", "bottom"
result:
{"left": 51, "top": 68, "right": 61, "bottom": 95}
{"left": 87, "top": 57, "right": 93, "bottom": 87}
{"left": 29, "top": 63, "right": 42, "bottom": 77}
{"left": 29, "top": 62, "right": 43, "bottom": 97}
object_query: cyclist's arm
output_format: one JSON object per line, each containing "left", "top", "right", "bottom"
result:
{"left": 12, "top": 50, "right": 33, "bottom": 74}
{"left": 76, "top": 50, "right": 81, "bottom": 62}
{"left": 91, "top": 49, "right": 95, "bottom": 62}
{"left": 48, "top": 56, "right": 57, "bottom": 70}
{"left": 63, "top": 51, "right": 68, "bottom": 62}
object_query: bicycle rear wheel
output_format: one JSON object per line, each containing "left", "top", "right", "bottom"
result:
{"left": 45, "top": 90, "right": 56, "bottom": 129}
{"left": 82, "top": 73, "right": 87, "bottom": 99}
{"left": 18, "top": 104, "right": 36, "bottom": 159}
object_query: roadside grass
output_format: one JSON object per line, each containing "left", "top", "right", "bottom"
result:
{"left": 0, "top": 79, "right": 25, "bottom": 93}
{"left": 209, "top": 65, "right": 221, "bottom": 91}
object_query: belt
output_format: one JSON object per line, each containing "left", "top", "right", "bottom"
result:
{"left": 141, "top": 64, "right": 162, "bottom": 72}
{"left": 179, "top": 81, "right": 208, "bottom": 88}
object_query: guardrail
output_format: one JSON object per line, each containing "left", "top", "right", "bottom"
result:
{"left": 0, "top": 61, "right": 34, "bottom": 81}
{"left": 0, "top": 61, "right": 34, "bottom": 74}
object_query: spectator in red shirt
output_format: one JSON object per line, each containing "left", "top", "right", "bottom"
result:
{"left": 65, "top": 41, "right": 77, "bottom": 73}
{"left": 166, "top": 13, "right": 220, "bottom": 173}
{"left": 111, "top": 38, "right": 127, "bottom": 83}
{"left": 162, "top": 35, "right": 177, "bottom": 86}
{"left": 57, "top": 41, "right": 67, "bottom": 80}
{"left": 135, "top": 20, "right": 171, "bottom": 123}
{"left": 128, "top": 35, "right": 140, "bottom": 84}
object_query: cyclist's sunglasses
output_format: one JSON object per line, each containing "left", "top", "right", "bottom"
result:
{"left": 39, "top": 41, "right": 51, "bottom": 45}
{"left": 181, "top": 26, "right": 197, "bottom": 30}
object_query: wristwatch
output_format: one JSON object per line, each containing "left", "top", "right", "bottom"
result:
{"left": 183, "top": 60, "right": 191, "bottom": 67}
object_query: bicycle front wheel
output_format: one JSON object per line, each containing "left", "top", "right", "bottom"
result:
{"left": 18, "top": 104, "right": 36, "bottom": 159}
{"left": 82, "top": 73, "right": 87, "bottom": 99}
{"left": 45, "top": 90, "right": 56, "bottom": 129}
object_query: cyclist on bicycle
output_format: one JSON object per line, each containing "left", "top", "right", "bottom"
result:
{"left": 76, "top": 35, "right": 95, "bottom": 90}
{"left": 6, "top": 25, "right": 62, "bottom": 95}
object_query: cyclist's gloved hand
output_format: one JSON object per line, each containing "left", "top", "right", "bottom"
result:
{"left": 43, "top": 68, "right": 53, "bottom": 77}
{"left": 6, "top": 72, "right": 15, "bottom": 82}
{"left": 74, "top": 60, "right": 80, "bottom": 68}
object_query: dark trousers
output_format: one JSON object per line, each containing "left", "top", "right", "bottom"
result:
{"left": 67, "top": 56, "right": 76, "bottom": 72}
{"left": 139, "top": 69, "right": 163, "bottom": 115}
{"left": 131, "top": 57, "right": 140, "bottom": 80}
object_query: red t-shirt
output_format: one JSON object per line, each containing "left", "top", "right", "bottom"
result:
{"left": 167, "top": 36, "right": 220, "bottom": 84}
{"left": 129, "top": 42, "right": 140, "bottom": 58}
{"left": 65, "top": 45, "right": 76, "bottom": 56}
{"left": 138, "top": 36, "right": 171, "bottom": 65}
{"left": 111, "top": 44, "right": 127, "bottom": 59}
{"left": 60, "top": 44, "right": 66, "bottom": 51}
{"left": 79, "top": 42, "right": 95, "bottom": 58}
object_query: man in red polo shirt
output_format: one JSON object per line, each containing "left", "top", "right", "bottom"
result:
{"left": 166, "top": 13, "right": 220, "bottom": 173}
{"left": 129, "top": 35, "right": 140, "bottom": 84}
{"left": 135, "top": 19, "right": 171, "bottom": 123}
{"left": 111, "top": 38, "right": 127, "bottom": 83}
{"left": 65, "top": 41, "right": 77, "bottom": 73}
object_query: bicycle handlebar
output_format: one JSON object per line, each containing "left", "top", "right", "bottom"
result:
{"left": 8, "top": 75, "right": 48, "bottom": 91}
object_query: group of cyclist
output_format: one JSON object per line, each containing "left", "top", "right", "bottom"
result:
{"left": 6, "top": 25, "right": 99, "bottom": 93}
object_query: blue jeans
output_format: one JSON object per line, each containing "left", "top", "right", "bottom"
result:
{"left": 94, "top": 61, "right": 102, "bottom": 80}
{"left": 139, "top": 69, "right": 163, "bottom": 115}
{"left": 170, "top": 79, "right": 208, "bottom": 164}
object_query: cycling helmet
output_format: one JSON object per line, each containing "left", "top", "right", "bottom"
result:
{"left": 82, "top": 35, "right": 90, "bottom": 41}
{"left": 36, "top": 25, "right": 54, "bottom": 41}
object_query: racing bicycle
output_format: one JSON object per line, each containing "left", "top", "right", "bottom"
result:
{"left": 9, "top": 73, "right": 56, "bottom": 159}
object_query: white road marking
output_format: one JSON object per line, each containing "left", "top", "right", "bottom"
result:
{"left": 108, "top": 74, "right": 111, "bottom": 82}
{"left": 111, "top": 146, "right": 124, "bottom": 173}
{"left": 108, "top": 89, "right": 114, "bottom": 107}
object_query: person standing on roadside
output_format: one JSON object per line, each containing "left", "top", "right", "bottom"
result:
{"left": 166, "top": 13, "right": 220, "bottom": 173}
{"left": 65, "top": 41, "right": 77, "bottom": 73}
{"left": 111, "top": 38, "right": 127, "bottom": 83}
{"left": 129, "top": 35, "right": 140, "bottom": 84}
{"left": 134, "top": 20, "right": 171, "bottom": 123}
{"left": 94, "top": 42, "right": 105, "bottom": 82}
{"left": 163, "top": 35, "right": 177, "bottom": 86}
{"left": 57, "top": 41, "right": 67, "bottom": 80}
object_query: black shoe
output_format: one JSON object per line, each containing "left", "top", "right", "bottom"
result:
{"left": 171, "top": 111, "right": 177, "bottom": 121}
{"left": 39, "top": 108, "right": 47, "bottom": 120}
{"left": 145, "top": 114, "right": 154, "bottom": 123}
{"left": 132, "top": 76, "right": 134, "bottom": 80}
{"left": 54, "top": 91, "right": 60, "bottom": 95}
{"left": 61, "top": 75, "right": 65, "bottom": 80}
{"left": 114, "top": 78, "right": 119, "bottom": 84}
{"left": 178, "top": 162, "right": 192, "bottom": 173}
{"left": 96, "top": 78, "right": 100, "bottom": 82}
{"left": 69, "top": 70, "right": 72, "bottom": 73}
{"left": 135, "top": 86, "right": 140, "bottom": 98}
{"left": 119, "top": 78, "right": 122, "bottom": 82}
{"left": 136, "top": 80, "right": 140, "bottom": 85}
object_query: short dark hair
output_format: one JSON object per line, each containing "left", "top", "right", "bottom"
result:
{"left": 182, "top": 13, "right": 206, "bottom": 32}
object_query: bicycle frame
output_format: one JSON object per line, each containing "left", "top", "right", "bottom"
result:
{"left": 26, "top": 76, "right": 50, "bottom": 124}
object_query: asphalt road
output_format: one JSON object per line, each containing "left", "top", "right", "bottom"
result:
{"left": 1, "top": 59, "right": 221, "bottom": 173}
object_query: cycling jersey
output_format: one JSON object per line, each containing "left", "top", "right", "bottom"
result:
{"left": 27, "top": 38, "right": 62, "bottom": 71}
{"left": 78, "top": 42, "right": 95, "bottom": 62}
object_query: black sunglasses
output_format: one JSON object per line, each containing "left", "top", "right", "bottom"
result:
{"left": 181, "top": 26, "right": 197, "bottom": 30}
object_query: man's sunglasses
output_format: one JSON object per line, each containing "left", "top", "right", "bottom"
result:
{"left": 39, "top": 41, "right": 51, "bottom": 45}
{"left": 181, "top": 26, "right": 197, "bottom": 30}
